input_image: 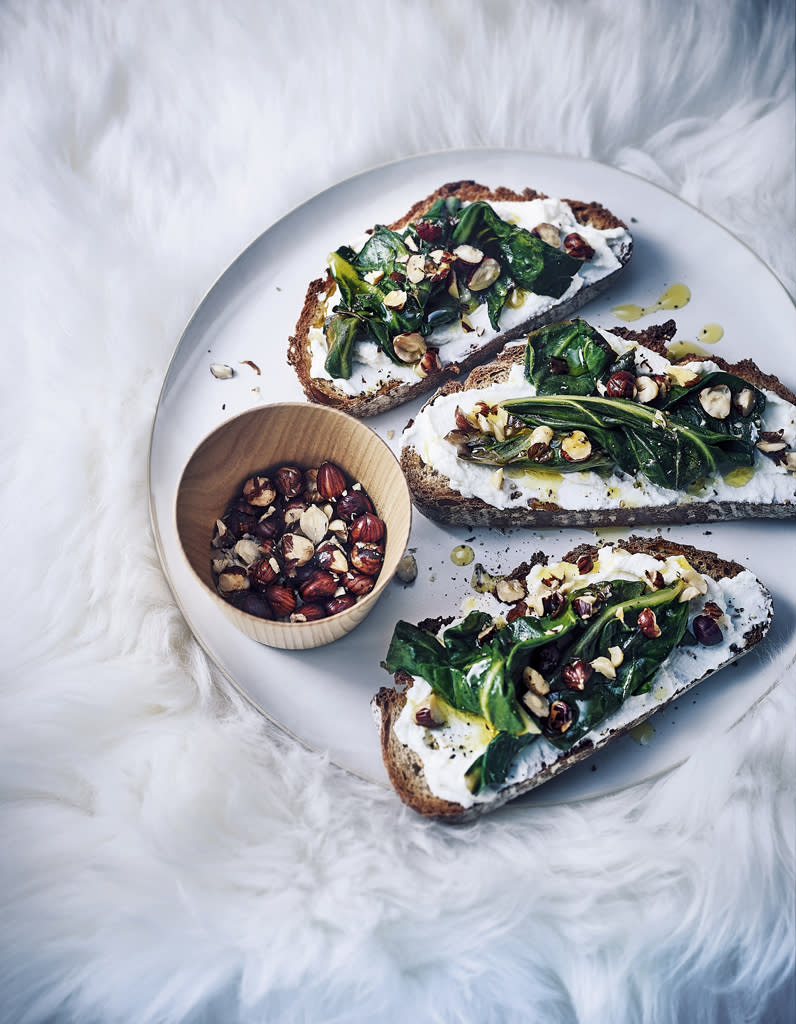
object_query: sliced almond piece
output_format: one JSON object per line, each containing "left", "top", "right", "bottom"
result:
{"left": 468, "top": 257, "right": 501, "bottom": 292}
{"left": 733, "top": 387, "right": 756, "bottom": 416}
{"left": 590, "top": 656, "right": 616, "bottom": 679}
{"left": 383, "top": 289, "right": 407, "bottom": 310}
{"left": 452, "top": 244, "right": 483, "bottom": 265}
{"left": 698, "top": 384, "right": 732, "bottom": 420}
{"left": 406, "top": 254, "right": 426, "bottom": 284}
{"left": 393, "top": 332, "right": 426, "bottom": 363}
{"left": 522, "top": 665, "right": 550, "bottom": 695}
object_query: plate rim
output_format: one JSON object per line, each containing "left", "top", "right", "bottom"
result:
{"left": 146, "top": 146, "right": 796, "bottom": 803}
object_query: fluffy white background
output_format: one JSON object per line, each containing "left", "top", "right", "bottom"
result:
{"left": 1, "top": 1, "right": 794, "bottom": 1022}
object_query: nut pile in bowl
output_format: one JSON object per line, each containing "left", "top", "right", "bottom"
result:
{"left": 211, "top": 460, "right": 386, "bottom": 623}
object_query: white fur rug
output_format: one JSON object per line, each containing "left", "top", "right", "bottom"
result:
{"left": 1, "top": 1, "right": 794, "bottom": 1022}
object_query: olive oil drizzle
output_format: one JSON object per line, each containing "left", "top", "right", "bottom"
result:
{"left": 611, "top": 283, "right": 691, "bottom": 322}
{"left": 668, "top": 323, "right": 724, "bottom": 361}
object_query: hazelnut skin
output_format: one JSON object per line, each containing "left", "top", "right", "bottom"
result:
{"left": 325, "top": 594, "right": 356, "bottom": 616}
{"left": 693, "top": 614, "right": 723, "bottom": 646}
{"left": 349, "top": 513, "right": 385, "bottom": 544}
{"left": 547, "top": 699, "right": 576, "bottom": 734}
{"left": 298, "top": 570, "right": 338, "bottom": 603}
{"left": 349, "top": 541, "right": 384, "bottom": 576}
{"left": 264, "top": 584, "right": 297, "bottom": 618}
{"left": 316, "top": 462, "right": 347, "bottom": 500}
{"left": 273, "top": 465, "right": 304, "bottom": 498}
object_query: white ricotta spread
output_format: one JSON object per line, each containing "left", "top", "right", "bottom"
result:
{"left": 308, "top": 198, "right": 631, "bottom": 396}
{"left": 391, "top": 546, "right": 772, "bottom": 809}
{"left": 401, "top": 330, "right": 796, "bottom": 509}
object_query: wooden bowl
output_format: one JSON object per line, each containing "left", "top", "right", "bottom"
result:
{"left": 175, "top": 403, "right": 412, "bottom": 649}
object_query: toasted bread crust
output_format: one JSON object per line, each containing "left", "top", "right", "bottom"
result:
{"left": 400, "top": 328, "right": 796, "bottom": 528}
{"left": 374, "top": 676, "right": 468, "bottom": 820}
{"left": 374, "top": 536, "right": 772, "bottom": 822}
{"left": 287, "top": 181, "right": 632, "bottom": 417}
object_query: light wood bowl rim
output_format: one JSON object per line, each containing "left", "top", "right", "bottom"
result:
{"left": 174, "top": 402, "right": 412, "bottom": 649}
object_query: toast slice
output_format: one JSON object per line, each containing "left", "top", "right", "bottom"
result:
{"left": 400, "top": 318, "right": 796, "bottom": 527}
{"left": 288, "top": 181, "right": 632, "bottom": 417}
{"left": 373, "top": 536, "right": 773, "bottom": 821}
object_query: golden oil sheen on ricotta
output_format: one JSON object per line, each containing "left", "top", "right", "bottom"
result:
{"left": 309, "top": 199, "right": 631, "bottom": 394}
{"left": 391, "top": 547, "right": 772, "bottom": 809}
{"left": 401, "top": 330, "right": 796, "bottom": 510}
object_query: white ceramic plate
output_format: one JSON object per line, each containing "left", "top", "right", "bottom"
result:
{"left": 148, "top": 149, "right": 796, "bottom": 806}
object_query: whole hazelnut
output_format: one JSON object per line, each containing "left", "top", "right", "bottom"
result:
{"left": 273, "top": 465, "right": 304, "bottom": 498}
{"left": 414, "top": 697, "right": 445, "bottom": 728}
{"left": 298, "top": 570, "right": 338, "bottom": 603}
{"left": 693, "top": 614, "right": 723, "bottom": 646}
{"left": 562, "top": 659, "right": 593, "bottom": 691}
{"left": 605, "top": 371, "right": 638, "bottom": 399}
{"left": 316, "top": 462, "right": 347, "bottom": 500}
{"left": 303, "top": 468, "right": 320, "bottom": 502}
{"left": 349, "top": 541, "right": 384, "bottom": 576}
{"left": 349, "top": 513, "right": 385, "bottom": 544}
{"left": 335, "top": 490, "right": 373, "bottom": 522}
{"left": 290, "top": 603, "right": 326, "bottom": 623}
{"left": 264, "top": 584, "right": 297, "bottom": 618}
{"left": 325, "top": 594, "right": 357, "bottom": 616}
{"left": 342, "top": 572, "right": 376, "bottom": 596}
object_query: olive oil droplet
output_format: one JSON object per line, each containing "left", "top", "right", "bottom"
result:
{"left": 723, "top": 466, "right": 756, "bottom": 488}
{"left": 668, "top": 340, "right": 712, "bottom": 360}
{"left": 629, "top": 721, "right": 655, "bottom": 746}
{"left": 697, "top": 322, "right": 724, "bottom": 345}
{"left": 657, "top": 283, "right": 691, "bottom": 310}
{"left": 451, "top": 544, "right": 474, "bottom": 566}
{"left": 610, "top": 303, "right": 645, "bottom": 322}
{"left": 612, "top": 283, "right": 691, "bottom": 322}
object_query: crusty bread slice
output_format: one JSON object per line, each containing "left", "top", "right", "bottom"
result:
{"left": 287, "top": 181, "right": 632, "bottom": 417}
{"left": 400, "top": 322, "right": 796, "bottom": 528}
{"left": 372, "top": 536, "right": 773, "bottom": 822}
